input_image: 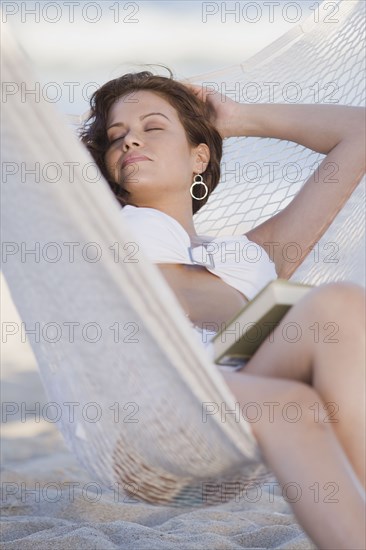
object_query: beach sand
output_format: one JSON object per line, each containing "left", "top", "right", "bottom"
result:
{"left": 1, "top": 273, "right": 316, "bottom": 549}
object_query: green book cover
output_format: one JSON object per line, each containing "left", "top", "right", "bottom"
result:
{"left": 212, "top": 279, "right": 314, "bottom": 368}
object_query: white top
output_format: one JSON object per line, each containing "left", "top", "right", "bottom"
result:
{"left": 121, "top": 205, "right": 277, "bottom": 297}
{"left": 120, "top": 205, "right": 277, "bottom": 353}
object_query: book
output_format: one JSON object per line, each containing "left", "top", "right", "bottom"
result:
{"left": 211, "top": 279, "right": 314, "bottom": 369}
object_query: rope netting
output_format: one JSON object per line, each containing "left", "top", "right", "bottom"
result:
{"left": 189, "top": 0, "right": 365, "bottom": 286}
{"left": 2, "top": 0, "right": 364, "bottom": 509}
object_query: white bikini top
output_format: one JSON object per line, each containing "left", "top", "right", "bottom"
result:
{"left": 120, "top": 205, "right": 277, "bottom": 302}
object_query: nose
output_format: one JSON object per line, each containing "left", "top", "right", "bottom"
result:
{"left": 122, "top": 129, "right": 143, "bottom": 151}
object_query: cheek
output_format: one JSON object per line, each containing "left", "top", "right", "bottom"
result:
{"left": 164, "top": 136, "right": 191, "bottom": 165}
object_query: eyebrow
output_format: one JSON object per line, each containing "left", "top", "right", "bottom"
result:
{"left": 107, "top": 112, "right": 171, "bottom": 130}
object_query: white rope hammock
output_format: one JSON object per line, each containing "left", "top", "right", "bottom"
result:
{"left": 188, "top": 0, "right": 365, "bottom": 287}
{"left": 1, "top": 0, "right": 365, "bottom": 508}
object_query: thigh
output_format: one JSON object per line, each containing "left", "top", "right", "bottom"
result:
{"left": 238, "top": 281, "right": 362, "bottom": 383}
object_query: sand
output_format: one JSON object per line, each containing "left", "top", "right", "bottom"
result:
{"left": 1, "top": 273, "right": 316, "bottom": 549}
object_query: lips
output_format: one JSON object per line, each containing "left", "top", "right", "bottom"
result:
{"left": 121, "top": 155, "right": 151, "bottom": 169}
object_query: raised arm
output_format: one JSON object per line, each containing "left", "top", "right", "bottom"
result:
{"left": 182, "top": 83, "right": 365, "bottom": 279}
{"left": 226, "top": 103, "right": 366, "bottom": 279}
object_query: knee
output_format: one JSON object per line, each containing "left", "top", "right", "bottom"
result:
{"left": 306, "top": 281, "right": 365, "bottom": 318}
{"left": 249, "top": 378, "right": 330, "bottom": 437}
{"left": 316, "top": 281, "right": 365, "bottom": 298}
{"left": 280, "top": 381, "right": 331, "bottom": 427}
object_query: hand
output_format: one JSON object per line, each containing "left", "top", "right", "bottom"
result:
{"left": 180, "top": 82, "right": 240, "bottom": 139}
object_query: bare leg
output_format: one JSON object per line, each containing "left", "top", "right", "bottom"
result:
{"left": 242, "top": 281, "right": 366, "bottom": 487}
{"left": 216, "top": 282, "right": 366, "bottom": 549}
{"left": 221, "top": 371, "right": 366, "bottom": 550}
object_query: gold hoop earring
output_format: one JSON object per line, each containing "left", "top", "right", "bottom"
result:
{"left": 190, "top": 174, "right": 208, "bottom": 200}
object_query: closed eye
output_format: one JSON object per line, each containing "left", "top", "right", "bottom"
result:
{"left": 109, "top": 128, "right": 162, "bottom": 145}
{"left": 109, "top": 136, "right": 124, "bottom": 145}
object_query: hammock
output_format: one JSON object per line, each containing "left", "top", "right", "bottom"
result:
{"left": 1, "top": 0, "right": 365, "bottom": 508}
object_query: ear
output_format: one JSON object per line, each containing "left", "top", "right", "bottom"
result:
{"left": 193, "top": 143, "right": 210, "bottom": 174}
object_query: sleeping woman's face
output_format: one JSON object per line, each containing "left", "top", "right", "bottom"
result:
{"left": 104, "top": 90, "right": 209, "bottom": 209}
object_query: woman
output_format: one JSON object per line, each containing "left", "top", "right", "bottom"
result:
{"left": 80, "top": 69, "right": 366, "bottom": 549}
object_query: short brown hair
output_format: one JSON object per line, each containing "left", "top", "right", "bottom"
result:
{"left": 78, "top": 67, "right": 223, "bottom": 214}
